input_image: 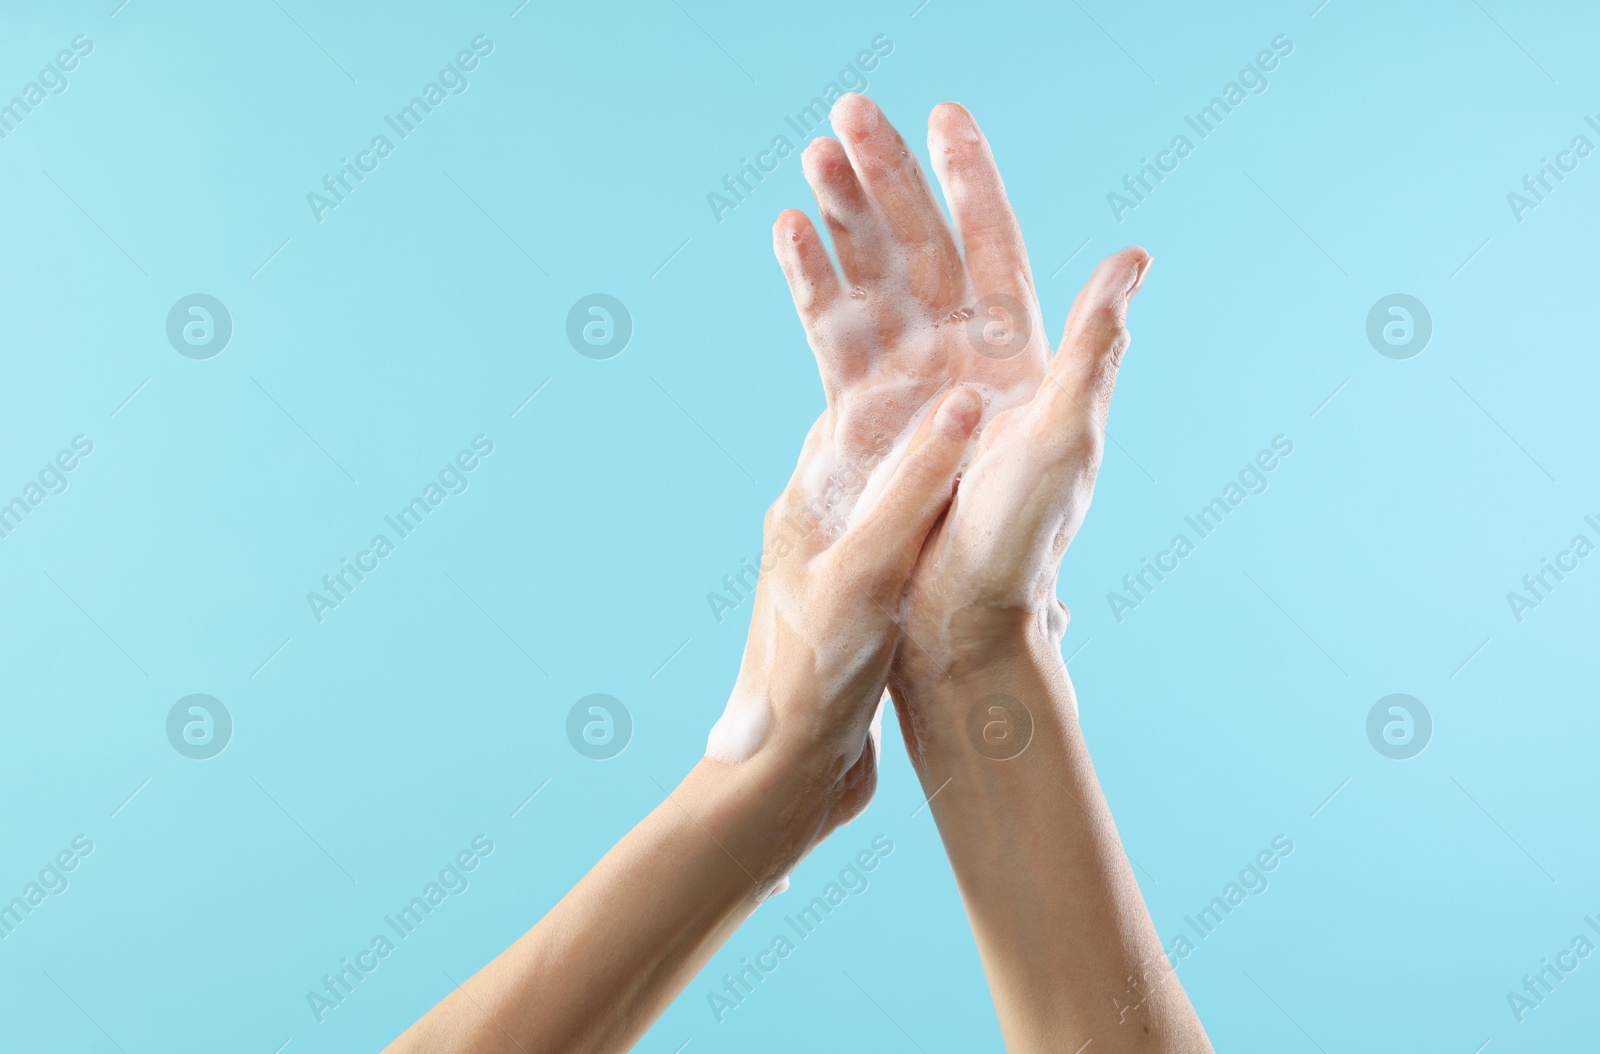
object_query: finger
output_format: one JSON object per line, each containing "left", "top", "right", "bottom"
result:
{"left": 773, "top": 210, "right": 853, "bottom": 395}
{"left": 829, "top": 93, "right": 963, "bottom": 308}
{"left": 773, "top": 209, "right": 843, "bottom": 324}
{"left": 837, "top": 387, "right": 982, "bottom": 597}
{"left": 1038, "top": 247, "right": 1151, "bottom": 438}
{"left": 801, "top": 137, "right": 892, "bottom": 288}
{"left": 927, "top": 102, "right": 1035, "bottom": 307}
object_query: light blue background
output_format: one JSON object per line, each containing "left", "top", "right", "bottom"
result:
{"left": 2, "top": 0, "right": 1597, "bottom": 1050}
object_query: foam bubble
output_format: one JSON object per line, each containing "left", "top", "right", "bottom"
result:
{"left": 754, "top": 873, "right": 791, "bottom": 903}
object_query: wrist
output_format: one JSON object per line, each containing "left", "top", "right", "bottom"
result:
{"left": 893, "top": 607, "right": 1063, "bottom": 700}
{"left": 889, "top": 628, "right": 1076, "bottom": 770}
{"left": 695, "top": 719, "right": 855, "bottom": 883}
{"left": 893, "top": 578, "right": 1074, "bottom": 679}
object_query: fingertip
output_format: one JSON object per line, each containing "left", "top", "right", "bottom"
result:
{"left": 1128, "top": 249, "right": 1153, "bottom": 299}
{"left": 773, "top": 208, "right": 811, "bottom": 244}
{"left": 1086, "top": 247, "right": 1152, "bottom": 305}
{"left": 830, "top": 92, "right": 880, "bottom": 142}
{"left": 927, "top": 103, "right": 983, "bottom": 168}
{"left": 934, "top": 386, "right": 982, "bottom": 438}
{"left": 802, "top": 135, "right": 840, "bottom": 160}
{"left": 928, "top": 101, "right": 976, "bottom": 138}
{"left": 1106, "top": 246, "right": 1151, "bottom": 295}
{"left": 801, "top": 136, "right": 848, "bottom": 179}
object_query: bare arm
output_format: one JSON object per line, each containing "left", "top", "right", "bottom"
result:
{"left": 772, "top": 92, "right": 1214, "bottom": 1051}
{"left": 384, "top": 751, "right": 822, "bottom": 1052}
{"left": 891, "top": 638, "right": 1210, "bottom": 1053}
{"left": 385, "top": 382, "right": 984, "bottom": 1053}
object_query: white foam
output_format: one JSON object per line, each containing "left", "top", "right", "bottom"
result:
{"left": 706, "top": 680, "right": 773, "bottom": 764}
{"left": 709, "top": 118, "right": 1053, "bottom": 765}
{"left": 754, "top": 873, "right": 791, "bottom": 903}
{"left": 848, "top": 374, "right": 1030, "bottom": 528}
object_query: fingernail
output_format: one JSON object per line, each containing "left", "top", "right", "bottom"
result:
{"left": 1127, "top": 253, "right": 1153, "bottom": 299}
{"left": 935, "top": 387, "right": 982, "bottom": 438}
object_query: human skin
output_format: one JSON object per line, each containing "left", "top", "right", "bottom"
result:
{"left": 383, "top": 382, "right": 985, "bottom": 1052}
{"left": 387, "top": 91, "right": 1212, "bottom": 1053}
{"left": 769, "top": 93, "right": 1214, "bottom": 1051}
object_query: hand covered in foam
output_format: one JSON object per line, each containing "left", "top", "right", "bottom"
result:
{"left": 704, "top": 382, "right": 982, "bottom": 857}
{"left": 771, "top": 94, "right": 1150, "bottom": 719}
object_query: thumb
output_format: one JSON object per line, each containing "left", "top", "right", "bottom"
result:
{"left": 835, "top": 386, "right": 982, "bottom": 599}
{"left": 1038, "top": 246, "right": 1150, "bottom": 439}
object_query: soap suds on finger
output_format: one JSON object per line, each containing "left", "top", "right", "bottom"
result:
{"left": 711, "top": 91, "right": 1054, "bottom": 769}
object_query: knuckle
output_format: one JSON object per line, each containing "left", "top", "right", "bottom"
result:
{"left": 1054, "top": 425, "right": 1104, "bottom": 470}
{"left": 1104, "top": 324, "right": 1131, "bottom": 370}
{"left": 1084, "top": 302, "right": 1128, "bottom": 351}
{"left": 762, "top": 499, "right": 783, "bottom": 536}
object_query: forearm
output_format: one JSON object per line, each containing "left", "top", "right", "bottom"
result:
{"left": 383, "top": 372, "right": 982, "bottom": 1052}
{"left": 385, "top": 751, "right": 825, "bottom": 1054}
{"left": 891, "top": 631, "right": 1212, "bottom": 1053}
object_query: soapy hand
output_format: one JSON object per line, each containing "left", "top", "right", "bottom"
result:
{"left": 763, "top": 98, "right": 1216, "bottom": 1054}
{"left": 390, "top": 93, "right": 1196, "bottom": 1054}
{"left": 703, "top": 379, "right": 983, "bottom": 868}
{"left": 772, "top": 94, "right": 1149, "bottom": 713}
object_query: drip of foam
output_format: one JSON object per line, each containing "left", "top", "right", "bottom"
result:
{"left": 706, "top": 681, "right": 773, "bottom": 765}
{"left": 754, "top": 873, "right": 791, "bottom": 903}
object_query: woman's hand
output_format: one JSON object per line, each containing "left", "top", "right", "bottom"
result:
{"left": 772, "top": 92, "right": 1149, "bottom": 708}
{"left": 706, "top": 380, "right": 984, "bottom": 882}
{"left": 386, "top": 91, "right": 1178, "bottom": 1054}
{"left": 771, "top": 95, "right": 1211, "bottom": 1054}
{"left": 389, "top": 326, "right": 983, "bottom": 1054}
